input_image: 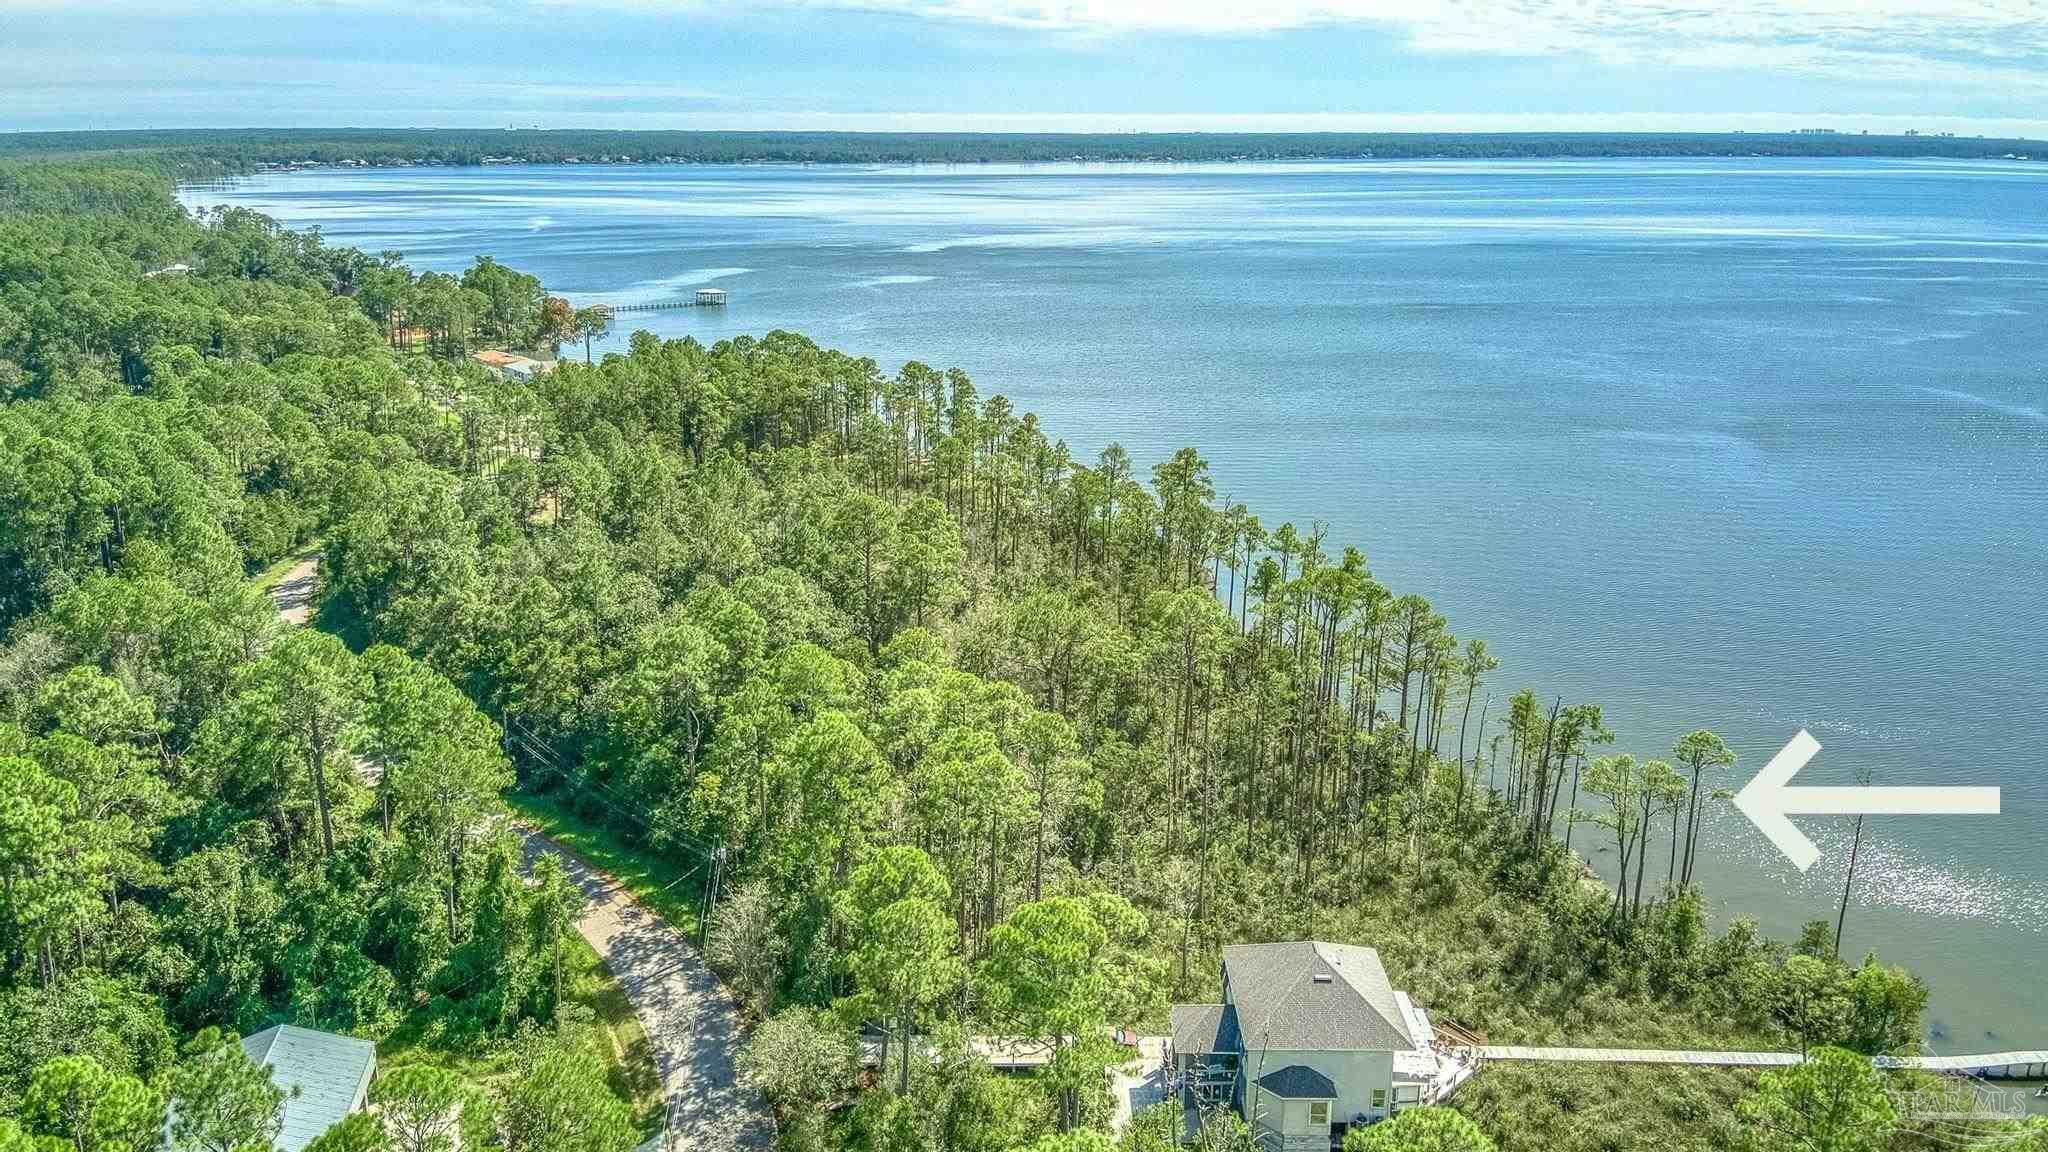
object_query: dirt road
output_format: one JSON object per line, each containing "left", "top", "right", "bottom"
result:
{"left": 517, "top": 829, "right": 774, "bottom": 1152}
{"left": 269, "top": 554, "right": 319, "bottom": 626}
{"left": 266, "top": 552, "right": 772, "bottom": 1149}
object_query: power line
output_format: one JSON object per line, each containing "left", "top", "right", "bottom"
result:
{"left": 498, "top": 712, "right": 730, "bottom": 939}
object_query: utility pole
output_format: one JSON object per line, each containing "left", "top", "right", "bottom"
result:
{"left": 697, "top": 838, "right": 725, "bottom": 950}
{"left": 1834, "top": 760, "right": 1875, "bottom": 959}
{"left": 1834, "top": 811, "right": 1865, "bottom": 959}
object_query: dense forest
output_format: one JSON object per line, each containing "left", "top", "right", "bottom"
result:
{"left": 2, "top": 128, "right": 2046, "bottom": 180}
{"left": 0, "top": 149, "right": 2041, "bottom": 1152}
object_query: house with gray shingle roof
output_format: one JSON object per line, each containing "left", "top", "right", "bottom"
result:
{"left": 240, "top": 1026, "right": 377, "bottom": 1152}
{"left": 1168, "top": 942, "right": 1439, "bottom": 1150}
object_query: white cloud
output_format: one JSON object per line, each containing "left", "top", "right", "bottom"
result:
{"left": 805, "top": 0, "right": 2048, "bottom": 86}
{"left": 7, "top": 0, "right": 2046, "bottom": 97}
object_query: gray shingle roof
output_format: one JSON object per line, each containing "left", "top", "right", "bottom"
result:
{"left": 241, "top": 1025, "right": 376, "bottom": 1152}
{"left": 1255, "top": 1064, "right": 1338, "bottom": 1099}
{"left": 1222, "top": 941, "right": 1413, "bottom": 1053}
{"left": 1170, "top": 1003, "right": 1242, "bottom": 1055}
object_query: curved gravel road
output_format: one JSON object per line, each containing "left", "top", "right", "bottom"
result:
{"left": 517, "top": 831, "right": 774, "bottom": 1152}
{"left": 269, "top": 554, "right": 773, "bottom": 1150}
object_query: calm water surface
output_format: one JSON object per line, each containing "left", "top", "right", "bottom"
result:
{"left": 184, "top": 160, "right": 2048, "bottom": 1053}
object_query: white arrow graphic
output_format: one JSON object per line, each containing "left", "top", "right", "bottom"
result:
{"left": 1732, "top": 730, "right": 2001, "bottom": 871}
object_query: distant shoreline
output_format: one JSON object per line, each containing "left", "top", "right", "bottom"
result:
{"left": 7, "top": 128, "right": 2045, "bottom": 182}
{"left": 232, "top": 151, "right": 2048, "bottom": 174}
{"left": 170, "top": 148, "right": 2048, "bottom": 189}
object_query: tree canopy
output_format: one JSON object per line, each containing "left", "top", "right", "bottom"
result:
{"left": 0, "top": 147, "right": 1991, "bottom": 1152}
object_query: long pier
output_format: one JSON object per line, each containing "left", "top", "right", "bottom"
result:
{"left": 1476, "top": 1046, "right": 1803, "bottom": 1068}
{"left": 595, "top": 291, "right": 728, "bottom": 315}
{"left": 1880, "top": 1050, "right": 2048, "bottom": 1079}
{"left": 1473, "top": 1045, "right": 2048, "bottom": 1078}
{"left": 598, "top": 299, "right": 722, "bottom": 314}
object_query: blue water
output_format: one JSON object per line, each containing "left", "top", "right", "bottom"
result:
{"left": 184, "top": 159, "right": 2048, "bottom": 1052}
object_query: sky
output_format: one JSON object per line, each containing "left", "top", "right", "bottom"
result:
{"left": 4, "top": 0, "right": 2048, "bottom": 136}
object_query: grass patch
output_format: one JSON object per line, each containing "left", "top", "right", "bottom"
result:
{"left": 1457, "top": 1063, "right": 1757, "bottom": 1152}
{"left": 377, "top": 931, "right": 665, "bottom": 1138}
{"left": 504, "top": 788, "right": 706, "bottom": 934}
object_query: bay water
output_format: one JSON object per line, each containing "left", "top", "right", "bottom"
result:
{"left": 184, "top": 159, "right": 2048, "bottom": 1055}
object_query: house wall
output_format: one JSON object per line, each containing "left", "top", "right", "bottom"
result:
{"left": 1251, "top": 1102, "right": 1341, "bottom": 1152}
{"left": 1238, "top": 1049, "right": 1395, "bottom": 1131}
{"left": 1281, "top": 1099, "right": 1321, "bottom": 1134}
{"left": 1253, "top": 1116, "right": 1334, "bottom": 1152}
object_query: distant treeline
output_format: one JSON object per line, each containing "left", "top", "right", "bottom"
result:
{"left": 1, "top": 127, "right": 2043, "bottom": 178}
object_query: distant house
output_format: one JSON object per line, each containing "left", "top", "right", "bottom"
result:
{"left": 469, "top": 349, "right": 551, "bottom": 382}
{"left": 1168, "top": 942, "right": 1440, "bottom": 1150}
{"left": 143, "top": 262, "right": 192, "bottom": 278}
{"left": 241, "top": 1025, "right": 377, "bottom": 1152}
{"left": 694, "top": 287, "right": 728, "bottom": 306}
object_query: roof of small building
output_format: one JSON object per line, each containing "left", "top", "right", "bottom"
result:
{"left": 470, "top": 349, "right": 541, "bottom": 369}
{"left": 1222, "top": 941, "right": 1414, "bottom": 1054}
{"left": 1393, "top": 990, "right": 1436, "bottom": 1049}
{"left": 1254, "top": 1064, "right": 1339, "bottom": 1099}
{"left": 1170, "top": 1002, "right": 1240, "bottom": 1056}
{"left": 242, "top": 1025, "right": 376, "bottom": 1152}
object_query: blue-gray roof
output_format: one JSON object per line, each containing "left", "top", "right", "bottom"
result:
{"left": 1222, "top": 941, "right": 1413, "bottom": 1053}
{"left": 1255, "top": 1064, "right": 1338, "bottom": 1099}
{"left": 241, "top": 1026, "right": 376, "bottom": 1152}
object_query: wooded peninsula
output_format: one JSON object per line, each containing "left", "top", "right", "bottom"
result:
{"left": 3, "top": 128, "right": 2045, "bottom": 178}
{"left": 0, "top": 146, "right": 2039, "bottom": 1152}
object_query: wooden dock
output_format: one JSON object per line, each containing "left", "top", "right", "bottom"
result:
{"left": 599, "top": 287, "right": 729, "bottom": 314}
{"left": 597, "top": 299, "right": 721, "bottom": 314}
